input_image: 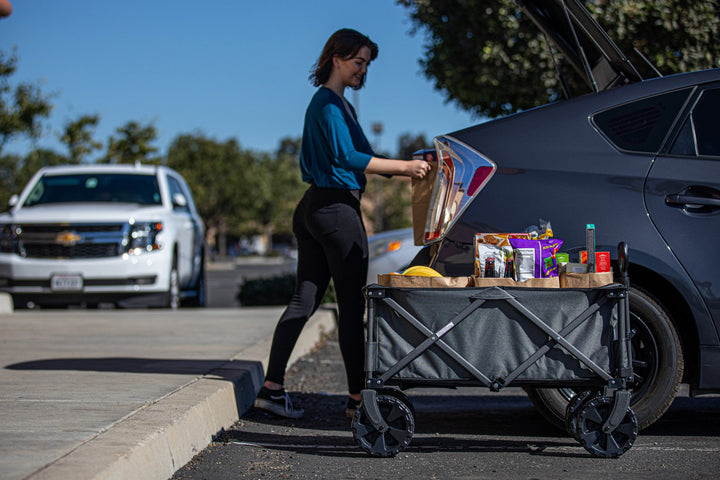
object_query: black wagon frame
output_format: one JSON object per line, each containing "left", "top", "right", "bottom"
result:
{"left": 351, "top": 243, "right": 637, "bottom": 458}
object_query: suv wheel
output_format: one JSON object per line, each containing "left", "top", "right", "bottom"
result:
{"left": 166, "top": 262, "right": 180, "bottom": 310}
{"left": 526, "top": 287, "right": 683, "bottom": 431}
{"left": 182, "top": 258, "right": 206, "bottom": 308}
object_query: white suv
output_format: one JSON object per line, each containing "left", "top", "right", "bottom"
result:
{"left": 0, "top": 163, "right": 206, "bottom": 309}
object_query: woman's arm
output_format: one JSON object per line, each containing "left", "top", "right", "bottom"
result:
{"left": 364, "top": 157, "right": 431, "bottom": 179}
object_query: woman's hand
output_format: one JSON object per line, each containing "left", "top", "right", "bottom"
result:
{"left": 404, "top": 159, "right": 431, "bottom": 179}
{"left": 365, "top": 157, "right": 431, "bottom": 178}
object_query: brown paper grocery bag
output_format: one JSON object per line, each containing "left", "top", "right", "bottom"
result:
{"left": 473, "top": 276, "right": 560, "bottom": 288}
{"left": 411, "top": 162, "right": 437, "bottom": 245}
{"left": 377, "top": 274, "right": 474, "bottom": 288}
{"left": 559, "top": 272, "right": 614, "bottom": 288}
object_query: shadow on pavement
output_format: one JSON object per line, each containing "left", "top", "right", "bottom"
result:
{"left": 236, "top": 390, "right": 720, "bottom": 453}
{"left": 5, "top": 357, "right": 260, "bottom": 377}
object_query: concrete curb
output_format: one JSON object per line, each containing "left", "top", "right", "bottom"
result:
{"left": 0, "top": 292, "right": 12, "bottom": 313}
{"left": 26, "top": 308, "right": 337, "bottom": 480}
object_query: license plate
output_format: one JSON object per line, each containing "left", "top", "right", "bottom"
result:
{"left": 51, "top": 274, "right": 83, "bottom": 291}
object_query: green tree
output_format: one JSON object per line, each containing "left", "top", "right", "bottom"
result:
{"left": 0, "top": 149, "right": 65, "bottom": 208}
{"left": 397, "top": 0, "right": 720, "bottom": 118}
{"left": 0, "top": 153, "right": 21, "bottom": 209}
{"left": 0, "top": 48, "right": 55, "bottom": 208}
{"left": 60, "top": 114, "right": 102, "bottom": 164}
{"left": 166, "top": 133, "right": 260, "bottom": 256}
{"left": 362, "top": 133, "right": 432, "bottom": 234}
{"left": 102, "top": 120, "right": 159, "bottom": 164}
{"left": 397, "top": 132, "right": 432, "bottom": 161}
{"left": 16, "top": 148, "right": 65, "bottom": 186}
{"left": 386, "top": 133, "right": 432, "bottom": 231}
{"left": 251, "top": 137, "right": 305, "bottom": 251}
{"left": 0, "top": 48, "right": 53, "bottom": 156}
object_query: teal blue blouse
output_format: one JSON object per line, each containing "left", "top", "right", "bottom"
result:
{"left": 299, "top": 87, "right": 374, "bottom": 192}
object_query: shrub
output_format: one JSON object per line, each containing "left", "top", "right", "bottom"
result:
{"left": 237, "top": 274, "right": 336, "bottom": 306}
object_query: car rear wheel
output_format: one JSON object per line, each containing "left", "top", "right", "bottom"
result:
{"left": 526, "top": 287, "right": 683, "bottom": 432}
{"left": 182, "top": 257, "right": 206, "bottom": 307}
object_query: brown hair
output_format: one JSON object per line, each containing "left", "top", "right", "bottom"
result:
{"left": 309, "top": 28, "right": 379, "bottom": 90}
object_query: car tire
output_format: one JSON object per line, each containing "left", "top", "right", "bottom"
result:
{"left": 525, "top": 286, "right": 683, "bottom": 432}
{"left": 182, "top": 257, "right": 206, "bottom": 308}
{"left": 165, "top": 260, "right": 180, "bottom": 310}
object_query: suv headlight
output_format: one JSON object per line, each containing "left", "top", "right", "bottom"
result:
{"left": 125, "top": 221, "right": 163, "bottom": 255}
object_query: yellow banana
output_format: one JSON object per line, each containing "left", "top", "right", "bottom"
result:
{"left": 402, "top": 266, "right": 443, "bottom": 277}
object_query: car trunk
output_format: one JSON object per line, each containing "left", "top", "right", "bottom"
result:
{"left": 515, "top": 0, "right": 644, "bottom": 92}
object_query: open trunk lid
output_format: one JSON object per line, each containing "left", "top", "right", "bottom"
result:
{"left": 515, "top": 0, "right": 644, "bottom": 91}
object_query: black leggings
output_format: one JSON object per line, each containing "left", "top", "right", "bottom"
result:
{"left": 265, "top": 186, "right": 368, "bottom": 394}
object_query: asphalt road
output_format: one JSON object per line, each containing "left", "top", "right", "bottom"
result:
{"left": 172, "top": 329, "right": 720, "bottom": 480}
{"left": 206, "top": 257, "right": 296, "bottom": 308}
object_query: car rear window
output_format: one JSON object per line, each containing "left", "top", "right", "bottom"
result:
{"left": 23, "top": 173, "right": 162, "bottom": 207}
{"left": 592, "top": 88, "right": 692, "bottom": 154}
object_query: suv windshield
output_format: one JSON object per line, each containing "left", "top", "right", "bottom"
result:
{"left": 23, "top": 173, "right": 162, "bottom": 207}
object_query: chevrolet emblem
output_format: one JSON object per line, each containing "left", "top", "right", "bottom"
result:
{"left": 56, "top": 231, "right": 82, "bottom": 246}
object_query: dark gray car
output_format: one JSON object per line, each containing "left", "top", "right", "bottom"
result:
{"left": 411, "top": 0, "right": 720, "bottom": 431}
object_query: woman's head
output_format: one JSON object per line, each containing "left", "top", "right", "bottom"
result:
{"left": 310, "top": 28, "right": 378, "bottom": 90}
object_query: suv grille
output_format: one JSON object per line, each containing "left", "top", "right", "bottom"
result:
{"left": 13, "top": 223, "right": 127, "bottom": 259}
{"left": 23, "top": 243, "right": 120, "bottom": 258}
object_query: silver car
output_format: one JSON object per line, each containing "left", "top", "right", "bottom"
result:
{"left": 366, "top": 228, "right": 422, "bottom": 285}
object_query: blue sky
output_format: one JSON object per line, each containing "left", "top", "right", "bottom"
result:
{"left": 1, "top": 0, "right": 482, "bottom": 158}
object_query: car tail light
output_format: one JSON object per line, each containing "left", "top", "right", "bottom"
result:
{"left": 369, "top": 237, "right": 404, "bottom": 259}
{"left": 386, "top": 240, "right": 402, "bottom": 253}
{"left": 420, "top": 136, "right": 496, "bottom": 244}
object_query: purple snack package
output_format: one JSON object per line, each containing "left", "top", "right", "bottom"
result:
{"left": 509, "top": 238, "right": 563, "bottom": 278}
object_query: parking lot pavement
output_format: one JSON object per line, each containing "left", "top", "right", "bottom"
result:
{"left": 0, "top": 306, "right": 336, "bottom": 480}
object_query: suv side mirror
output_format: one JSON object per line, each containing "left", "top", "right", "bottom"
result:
{"left": 8, "top": 194, "right": 18, "bottom": 207}
{"left": 172, "top": 193, "right": 188, "bottom": 209}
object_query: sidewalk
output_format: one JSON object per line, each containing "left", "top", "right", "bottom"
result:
{"left": 0, "top": 306, "right": 336, "bottom": 480}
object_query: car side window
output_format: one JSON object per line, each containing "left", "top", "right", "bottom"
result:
{"left": 670, "top": 116, "right": 696, "bottom": 156}
{"left": 692, "top": 89, "right": 720, "bottom": 157}
{"left": 593, "top": 88, "right": 691, "bottom": 154}
{"left": 670, "top": 88, "right": 720, "bottom": 158}
{"left": 167, "top": 175, "right": 190, "bottom": 213}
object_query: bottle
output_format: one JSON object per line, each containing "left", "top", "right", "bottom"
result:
{"left": 505, "top": 257, "right": 515, "bottom": 280}
{"left": 484, "top": 257, "right": 495, "bottom": 278}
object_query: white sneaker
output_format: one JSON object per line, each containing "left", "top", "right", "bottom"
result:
{"left": 254, "top": 387, "right": 304, "bottom": 419}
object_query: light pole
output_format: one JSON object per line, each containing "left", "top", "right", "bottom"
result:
{"left": 371, "top": 122, "right": 384, "bottom": 232}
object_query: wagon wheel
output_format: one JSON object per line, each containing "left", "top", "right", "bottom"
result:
{"left": 565, "top": 390, "right": 600, "bottom": 439}
{"left": 377, "top": 387, "right": 416, "bottom": 417}
{"left": 352, "top": 394, "right": 415, "bottom": 457}
{"left": 575, "top": 396, "right": 638, "bottom": 458}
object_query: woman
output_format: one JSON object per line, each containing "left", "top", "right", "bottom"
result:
{"left": 254, "top": 28, "right": 431, "bottom": 419}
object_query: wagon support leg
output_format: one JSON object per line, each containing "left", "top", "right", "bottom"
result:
{"left": 360, "top": 389, "right": 388, "bottom": 432}
{"left": 603, "top": 389, "right": 631, "bottom": 434}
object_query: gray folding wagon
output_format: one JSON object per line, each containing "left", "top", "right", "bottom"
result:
{"left": 351, "top": 244, "right": 637, "bottom": 458}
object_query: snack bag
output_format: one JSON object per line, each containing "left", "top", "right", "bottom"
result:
{"left": 523, "top": 219, "right": 553, "bottom": 240}
{"left": 513, "top": 246, "right": 536, "bottom": 281}
{"left": 475, "top": 243, "right": 505, "bottom": 277}
{"left": 474, "top": 232, "right": 530, "bottom": 276}
{"left": 475, "top": 232, "right": 531, "bottom": 247}
{"left": 509, "top": 238, "right": 564, "bottom": 279}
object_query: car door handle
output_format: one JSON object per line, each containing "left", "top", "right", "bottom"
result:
{"left": 665, "top": 194, "right": 720, "bottom": 208}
